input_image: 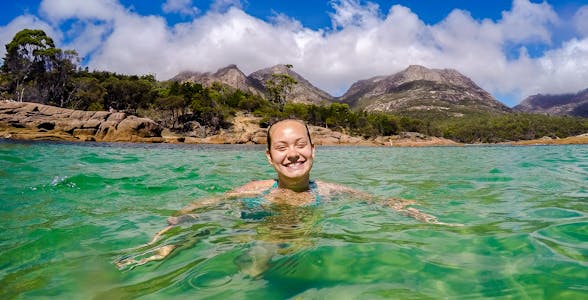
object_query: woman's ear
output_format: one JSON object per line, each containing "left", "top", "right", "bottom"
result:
{"left": 265, "top": 149, "right": 273, "bottom": 164}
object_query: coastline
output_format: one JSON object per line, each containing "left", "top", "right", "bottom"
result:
{"left": 502, "top": 134, "right": 588, "bottom": 146}
{"left": 1, "top": 101, "right": 586, "bottom": 147}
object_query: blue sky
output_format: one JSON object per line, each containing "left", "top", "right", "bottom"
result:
{"left": 1, "top": 0, "right": 588, "bottom": 106}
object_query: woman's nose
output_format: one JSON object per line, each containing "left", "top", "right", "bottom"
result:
{"left": 287, "top": 148, "right": 299, "bottom": 161}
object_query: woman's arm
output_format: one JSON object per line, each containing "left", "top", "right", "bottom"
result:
{"left": 115, "top": 180, "right": 275, "bottom": 269}
{"left": 317, "top": 181, "right": 460, "bottom": 226}
{"left": 167, "top": 180, "right": 275, "bottom": 225}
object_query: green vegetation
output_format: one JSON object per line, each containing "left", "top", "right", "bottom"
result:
{"left": 2, "top": 29, "right": 587, "bottom": 142}
{"left": 265, "top": 64, "right": 297, "bottom": 111}
{"left": 436, "top": 113, "right": 588, "bottom": 143}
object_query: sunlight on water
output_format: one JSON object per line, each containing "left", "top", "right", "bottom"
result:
{"left": 1, "top": 140, "right": 587, "bottom": 299}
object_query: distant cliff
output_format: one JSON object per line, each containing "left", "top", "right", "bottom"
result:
{"left": 514, "top": 88, "right": 588, "bottom": 117}
{"left": 338, "top": 65, "right": 510, "bottom": 116}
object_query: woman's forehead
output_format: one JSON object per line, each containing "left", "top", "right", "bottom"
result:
{"left": 270, "top": 120, "right": 307, "bottom": 137}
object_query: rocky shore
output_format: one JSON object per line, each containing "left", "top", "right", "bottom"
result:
{"left": 4, "top": 101, "right": 584, "bottom": 146}
{"left": 504, "top": 134, "right": 588, "bottom": 146}
{"left": 159, "top": 113, "right": 461, "bottom": 146}
{"left": 0, "top": 101, "right": 164, "bottom": 143}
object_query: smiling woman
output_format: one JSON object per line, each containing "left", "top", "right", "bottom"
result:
{"left": 265, "top": 119, "right": 315, "bottom": 193}
{"left": 114, "top": 119, "right": 449, "bottom": 271}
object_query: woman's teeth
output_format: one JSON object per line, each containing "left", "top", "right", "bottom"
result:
{"left": 286, "top": 162, "right": 303, "bottom": 167}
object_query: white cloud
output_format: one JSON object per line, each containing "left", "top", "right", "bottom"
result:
{"left": 39, "top": 0, "right": 124, "bottom": 22}
{"left": 573, "top": 5, "right": 588, "bottom": 38}
{"left": 1, "top": 0, "right": 587, "bottom": 106}
{"left": 162, "top": 0, "right": 200, "bottom": 17}
{"left": 328, "top": 0, "right": 381, "bottom": 29}
{"left": 499, "top": 0, "right": 558, "bottom": 44}
{"left": 536, "top": 38, "right": 588, "bottom": 93}
{"left": 210, "top": 0, "right": 244, "bottom": 13}
{"left": 90, "top": 14, "right": 172, "bottom": 76}
{"left": 0, "top": 15, "right": 58, "bottom": 59}
{"left": 63, "top": 21, "right": 113, "bottom": 59}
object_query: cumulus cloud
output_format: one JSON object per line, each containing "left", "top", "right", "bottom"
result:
{"left": 573, "top": 5, "right": 588, "bottom": 37}
{"left": 162, "top": 0, "right": 200, "bottom": 17}
{"left": 210, "top": 0, "right": 244, "bottom": 13}
{"left": 1, "top": 0, "right": 587, "bottom": 106}
{"left": 0, "top": 14, "right": 58, "bottom": 58}
{"left": 328, "top": 0, "right": 381, "bottom": 29}
{"left": 39, "top": 0, "right": 124, "bottom": 22}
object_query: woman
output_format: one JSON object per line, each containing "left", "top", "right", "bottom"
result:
{"left": 115, "top": 119, "right": 449, "bottom": 270}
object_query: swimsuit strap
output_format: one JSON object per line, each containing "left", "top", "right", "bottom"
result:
{"left": 260, "top": 179, "right": 278, "bottom": 196}
{"left": 309, "top": 180, "right": 321, "bottom": 205}
{"left": 256, "top": 179, "right": 321, "bottom": 205}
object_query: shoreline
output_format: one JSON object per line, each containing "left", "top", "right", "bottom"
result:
{"left": 1, "top": 101, "right": 587, "bottom": 147}
{"left": 3, "top": 129, "right": 587, "bottom": 147}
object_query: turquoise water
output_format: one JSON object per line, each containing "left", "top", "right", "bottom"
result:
{"left": 1, "top": 140, "right": 587, "bottom": 299}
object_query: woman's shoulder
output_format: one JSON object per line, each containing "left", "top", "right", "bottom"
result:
{"left": 227, "top": 179, "right": 275, "bottom": 196}
{"left": 315, "top": 180, "right": 370, "bottom": 198}
{"left": 315, "top": 180, "right": 353, "bottom": 193}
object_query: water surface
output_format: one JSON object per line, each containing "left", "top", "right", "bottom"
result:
{"left": 1, "top": 140, "right": 587, "bottom": 299}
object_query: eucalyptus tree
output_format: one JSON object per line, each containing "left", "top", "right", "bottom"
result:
{"left": 1, "top": 29, "right": 79, "bottom": 105}
{"left": 265, "top": 64, "right": 297, "bottom": 111}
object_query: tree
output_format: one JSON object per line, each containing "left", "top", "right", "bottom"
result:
{"left": 156, "top": 95, "right": 185, "bottom": 128}
{"left": 68, "top": 77, "right": 106, "bottom": 110}
{"left": 2, "top": 29, "right": 79, "bottom": 105}
{"left": 101, "top": 76, "right": 155, "bottom": 114}
{"left": 2, "top": 29, "right": 56, "bottom": 102}
{"left": 39, "top": 49, "right": 80, "bottom": 107}
{"left": 265, "top": 64, "right": 297, "bottom": 111}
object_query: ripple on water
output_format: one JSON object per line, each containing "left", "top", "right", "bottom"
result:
{"left": 531, "top": 221, "right": 588, "bottom": 264}
{"left": 79, "top": 153, "right": 140, "bottom": 164}
{"left": 3, "top": 142, "right": 588, "bottom": 299}
{"left": 526, "top": 207, "right": 585, "bottom": 220}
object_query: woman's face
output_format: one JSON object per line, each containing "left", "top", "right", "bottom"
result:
{"left": 266, "top": 120, "right": 315, "bottom": 183}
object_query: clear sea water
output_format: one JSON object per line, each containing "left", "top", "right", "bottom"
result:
{"left": 1, "top": 140, "right": 587, "bottom": 299}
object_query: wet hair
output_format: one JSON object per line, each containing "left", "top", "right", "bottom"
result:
{"left": 266, "top": 119, "right": 313, "bottom": 151}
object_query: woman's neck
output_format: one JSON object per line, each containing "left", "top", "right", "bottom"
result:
{"left": 277, "top": 175, "right": 310, "bottom": 192}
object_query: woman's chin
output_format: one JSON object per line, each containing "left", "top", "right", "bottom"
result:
{"left": 279, "top": 169, "right": 309, "bottom": 181}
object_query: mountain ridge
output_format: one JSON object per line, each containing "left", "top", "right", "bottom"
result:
{"left": 514, "top": 88, "right": 588, "bottom": 117}
{"left": 338, "top": 65, "right": 510, "bottom": 116}
{"left": 171, "top": 64, "right": 518, "bottom": 116}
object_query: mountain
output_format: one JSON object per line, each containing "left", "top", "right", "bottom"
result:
{"left": 514, "top": 88, "right": 588, "bottom": 117}
{"left": 171, "top": 64, "right": 264, "bottom": 95}
{"left": 338, "top": 65, "right": 510, "bottom": 116}
{"left": 171, "top": 64, "right": 333, "bottom": 105}
{"left": 248, "top": 64, "right": 333, "bottom": 105}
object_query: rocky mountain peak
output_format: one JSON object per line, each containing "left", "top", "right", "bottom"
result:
{"left": 170, "top": 64, "right": 512, "bottom": 116}
{"left": 171, "top": 64, "right": 333, "bottom": 105}
{"left": 213, "top": 64, "right": 241, "bottom": 76}
{"left": 249, "top": 64, "right": 333, "bottom": 105}
{"left": 339, "top": 65, "right": 510, "bottom": 115}
{"left": 171, "top": 65, "right": 263, "bottom": 95}
{"left": 394, "top": 65, "right": 476, "bottom": 89}
{"left": 249, "top": 64, "right": 299, "bottom": 82}
{"left": 514, "top": 88, "right": 588, "bottom": 117}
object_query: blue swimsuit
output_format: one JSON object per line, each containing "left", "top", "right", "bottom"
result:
{"left": 240, "top": 180, "right": 321, "bottom": 220}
